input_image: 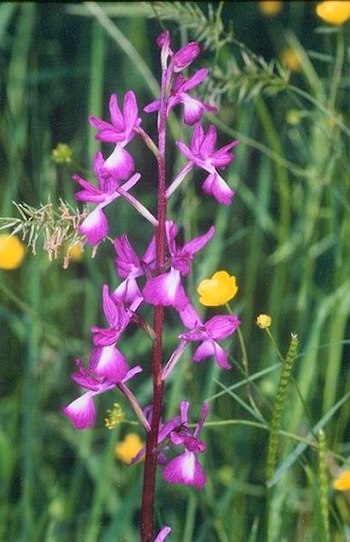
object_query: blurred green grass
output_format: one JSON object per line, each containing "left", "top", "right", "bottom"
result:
{"left": 1, "top": 2, "right": 350, "bottom": 541}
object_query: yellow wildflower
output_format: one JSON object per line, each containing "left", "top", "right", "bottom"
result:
{"left": 197, "top": 270, "right": 238, "bottom": 307}
{"left": 67, "top": 242, "right": 84, "bottom": 262}
{"left": 333, "top": 469, "right": 350, "bottom": 491}
{"left": 256, "top": 314, "right": 272, "bottom": 329}
{"left": 280, "top": 48, "right": 301, "bottom": 72}
{"left": 115, "top": 433, "right": 144, "bottom": 464}
{"left": 258, "top": 1, "right": 283, "bottom": 17}
{"left": 0, "top": 234, "right": 26, "bottom": 270}
{"left": 316, "top": 1, "right": 350, "bottom": 25}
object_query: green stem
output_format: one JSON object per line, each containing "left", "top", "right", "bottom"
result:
{"left": 318, "top": 430, "right": 331, "bottom": 542}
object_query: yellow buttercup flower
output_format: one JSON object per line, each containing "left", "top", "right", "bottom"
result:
{"left": 316, "top": 1, "right": 350, "bottom": 25}
{"left": 0, "top": 234, "right": 26, "bottom": 270}
{"left": 197, "top": 270, "right": 238, "bottom": 307}
{"left": 333, "top": 469, "right": 350, "bottom": 491}
{"left": 258, "top": 1, "right": 283, "bottom": 17}
{"left": 115, "top": 433, "right": 144, "bottom": 464}
{"left": 256, "top": 314, "right": 272, "bottom": 329}
{"left": 280, "top": 48, "right": 301, "bottom": 73}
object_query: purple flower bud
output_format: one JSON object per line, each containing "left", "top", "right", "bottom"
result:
{"left": 173, "top": 42, "right": 200, "bottom": 72}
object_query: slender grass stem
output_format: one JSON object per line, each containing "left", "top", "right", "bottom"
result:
{"left": 318, "top": 430, "right": 331, "bottom": 542}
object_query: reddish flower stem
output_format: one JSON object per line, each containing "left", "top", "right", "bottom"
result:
{"left": 140, "top": 67, "right": 169, "bottom": 541}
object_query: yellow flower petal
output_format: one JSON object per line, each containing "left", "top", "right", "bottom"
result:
{"left": 115, "top": 433, "right": 144, "bottom": 465}
{"left": 256, "top": 314, "right": 272, "bottom": 329}
{"left": 258, "top": 1, "right": 283, "bottom": 17}
{"left": 333, "top": 469, "right": 350, "bottom": 491}
{"left": 0, "top": 234, "right": 26, "bottom": 270}
{"left": 316, "top": 1, "right": 350, "bottom": 25}
{"left": 197, "top": 270, "right": 238, "bottom": 307}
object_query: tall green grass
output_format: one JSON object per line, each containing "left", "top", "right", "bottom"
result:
{"left": 1, "top": 2, "right": 349, "bottom": 541}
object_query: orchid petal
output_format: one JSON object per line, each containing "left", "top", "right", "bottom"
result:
{"left": 114, "top": 235, "right": 141, "bottom": 278}
{"left": 179, "top": 302, "right": 202, "bottom": 330}
{"left": 193, "top": 340, "right": 231, "bottom": 369}
{"left": 79, "top": 207, "right": 109, "bottom": 245}
{"left": 181, "top": 226, "right": 215, "bottom": 259}
{"left": 162, "top": 449, "right": 206, "bottom": 488}
{"left": 143, "top": 99, "right": 161, "bottom": 114}
{"left": 89, "top": 345, "right": 128, "bottom": 383}
{"left": 180, "top": 68, "right": 208, "bottom": 92}
{"left": 102, "top": 284, "right": 120, "bottom": 327}
{"left": 194, "top": 402, "right": 209, "bottom": 437}
{"left": 200, "top": 125, "right": 217, "bottom": 158}
{"left": 123, "top": 91, "right": 139, "bottom": 138}
{"left": 143, "top": 267, "right": 187, "bottom": 309}
{"left": 112, "top": 277, "right": 142, "bottom": 304}
{"left": 109, "top": 93, "right": 124, "bottom": 131}
{"left": 89, "top": 116, "right": 126, "bottom": 143}
{"left": 182, "top": 95, "right": 206, "bottom": 126}
{"left": 63, "top": 392, "right": 96, "bottom": 430}
{"left": 202, "top": 172, "right": 234, "bottom": 206}
{"left": 103, "top": 145, "right": 135, "bottom": 181}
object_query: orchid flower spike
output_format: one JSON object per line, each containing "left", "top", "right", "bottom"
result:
{"left": 177, "top": 124, "right": 239, "bottom": 205}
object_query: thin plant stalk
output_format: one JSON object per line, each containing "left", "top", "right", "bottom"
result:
{"left": 317, "top": 429, "right": 331, "bottom": 542}
{"left": 140, "top": 53, "right": 168, "bottom": 542}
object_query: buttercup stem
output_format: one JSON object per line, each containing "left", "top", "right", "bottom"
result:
{"left": 140, "top": 60, "right": 169, "bottom": 542}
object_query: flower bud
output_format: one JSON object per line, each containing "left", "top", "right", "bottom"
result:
{"left": 173, "top": 42, "right": 200, "bottom": 72}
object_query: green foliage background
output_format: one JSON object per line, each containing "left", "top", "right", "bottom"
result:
{"left": 1, "top": 2, "right": 350, "bottom": 541}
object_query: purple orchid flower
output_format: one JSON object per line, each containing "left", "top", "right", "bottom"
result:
{"left": 167, "top": 71, "right": 217, "bottom": 125}
{"left": 162, "top": 401, "right": 209, "bottom": 488}
{"left": 144, "top": 70, "right": 216, "bottom": 126}
{"left": 112, "top": 233, "right": 156, "bottom": 303}
{"left": 89, "top": 91, "right": 141, "bottom": 144}
{"left": 76, "top": 169, "right": 141, "bottom": 246}
{"left": 143, "top": 68, "right": 217, "bottom": 126}
{"left": 177, "top": 124, "right": 239, "bottom": 205}
{"left": 89, "top": 91, "right": 141, "bottom": 180}
{"left": 73, "top": 152, "right": 121, "bottom": 202}
{"left": 63, "top": 360, "right": 142, "bottom": 430}
{"left": 91, "top": 284, "right": 142, "bottom": 346}
{"left": 132, "top": 401, "right": 208, "bottom": 489}
{"left": 142, "top": 221, "right": 215, "bottom": 309}
{"left": 179, "top": 302, "right": 240, "bottom": 369}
